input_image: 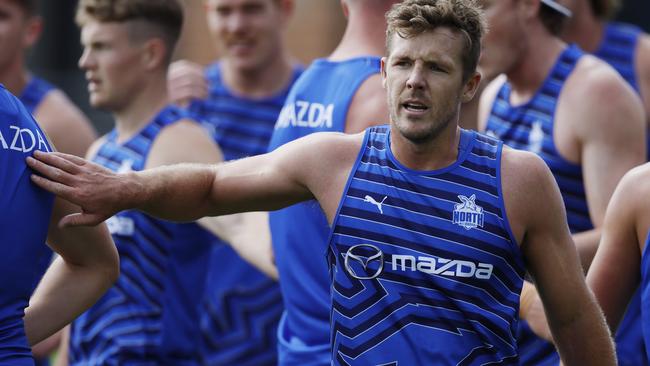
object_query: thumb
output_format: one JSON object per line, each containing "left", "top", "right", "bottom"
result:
{"left": 59, "top": 212, "right": 107, "bottom": 228}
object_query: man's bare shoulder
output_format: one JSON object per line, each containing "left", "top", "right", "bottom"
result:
{"left": 562, "top": 54, "right": 645, "bottom": 135}
{"left": 345, "top": 74, "right": 389, "bottom": 134}
{"left": 500, "top": 147, "right": 560, "bottom": 242}
{"left": 147, "top": 118, "right": 223, "bottom": 168}
{"left": 566, "top": 54, "right": 641, "bottom": 109}
{"left": 614, "top": 163, "right": 650, "bottom": 213}
{"left": 35, "top": 89, "right": 92, "bottom": 130}
{"left": 34, "top": 89, "right": 96, "bottom": 157}
{"left": 501, "top": 147, "right": 554, "bottom": 195}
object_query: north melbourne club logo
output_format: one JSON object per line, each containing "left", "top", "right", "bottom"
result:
{"left": 453, "top": 194, "right": 484, "bottom": 230}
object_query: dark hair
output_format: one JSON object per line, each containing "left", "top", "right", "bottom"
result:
{"left": 385, "top": 0, "right": 486, "bottom": 81}
{"left": 76, "top": 0, "right": 183, "bottom": 63}
{"left": 589, "top": 0, "right": 620, "bottom": 19}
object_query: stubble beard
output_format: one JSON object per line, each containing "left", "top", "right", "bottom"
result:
{"left": 391, "top": 104, "right": 458, "bottom": 145}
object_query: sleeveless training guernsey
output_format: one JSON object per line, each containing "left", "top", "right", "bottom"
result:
{"left": 0, "top": 85, "right": 53, "bottom": 366}
{"left": 328, "top": 126, "right": 524, "bottom": 365}
{"left": 486, "top": 45, "right": 586, "bottom": 366}
{"left": 188, "top": 63, "right": 301, "bottom": 365}
{"left": 68, "top": 106, "right": 215, "bottom": 365}
{"left": 267, "top": 57, "right": 381, "bottom": 365}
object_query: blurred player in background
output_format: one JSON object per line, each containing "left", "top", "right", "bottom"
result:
{"left": 478, "top": 0, "right": 646, "bottom": 364}
{"left": 168, "top": 0, "right": 302, "bottom": 364}
{"left": 57, "top": 0, "right": 224, "bottom": 364}
{"left": 265, "top": 0, "right": 396, "bottom": 364}
{"left": 0, "top": 1, "right": 97, "bottom": 363}
{"left": 0, "top": 85, "right": 118, "bottom": 366}
{"left": 563, "top": 0, "right": 650, "bottom": 157}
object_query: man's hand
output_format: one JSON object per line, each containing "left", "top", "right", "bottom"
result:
{"left": 167, "top": 60, "right": 208, "bottom": 107}
{"left": 26, "top": 151, "right": 134, "bottom": 227}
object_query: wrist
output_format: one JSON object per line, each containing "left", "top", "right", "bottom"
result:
{"left": 519, "top": 281, "right": 536, "bottom": 319}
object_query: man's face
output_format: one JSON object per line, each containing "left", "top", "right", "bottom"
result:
{"left": 478, "top": 0, "right": 528, "bottom": 80}
{"left": 78, "top": 20, "right": 144, "bottom": 111}
{"left": 206, "top": 0, "right": 288, "bottom": 73}
{"left": 0, "top": 0, "right": 36, "bottom": 71}
{"left": 382, "top": 27, "right": 477, "bottom": 144}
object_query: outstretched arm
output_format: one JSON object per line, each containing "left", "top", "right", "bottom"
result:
{"left": 23, "top": 197, "right": 118, "bottom": 345}
{"left": 26, "top": 132, "right": 357, "bottom": 227}
{"left": 502, "top": 149, "right": 615, "bottom": 365}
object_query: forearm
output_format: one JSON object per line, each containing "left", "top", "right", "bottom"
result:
{"left": 226, "top": 212, "right": 278, "bottom": 280}
{"left": 199, "top": 212, "right": 278, "bottom": 279}
{"left": 572, "top": 228, "right": 601, "bottom": 271}
{"left": 550, "top": 297, "right": 616, "bottom": 366}
{"left": 24, "top": 256, "right": 117, "bottom": 345}
{"left": 130, "top": 163, "right": 219, "bottom": 221}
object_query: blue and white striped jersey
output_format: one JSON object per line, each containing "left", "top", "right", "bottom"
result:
{"left": 69, "top": 106, "right": 215, "bottom": 365}
{"left": 328, "top": 126, "right": 524, "bottom": 365}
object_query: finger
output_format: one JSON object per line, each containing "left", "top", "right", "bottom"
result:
{"left": 30, "top": 174, "right": 77, "bottom": 199}
{"left": 27, "top": 156, "right": 76, "bottom": 186}
{"left": 32, "top": 150, "right": 82, "bottom": 175}
{"left": 60, "top": 212, "right": 106, "bottom": 228}
{"left": 51, "top": 152, "right": 90, "bottom": 166}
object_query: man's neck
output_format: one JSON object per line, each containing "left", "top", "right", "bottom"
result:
{"left": 507, "top": 31, "right": 566, "bottom": 106}
{"left": 564, "top": 1, "right": 605, "bottom": 53}
{"left": 390, "top": 123, "right": 461, "bottom": 172}
{"left": 221, "top": 52, "right": 293, "bottom": 99}
{"left": 0, "top": 57, "right": 29, "bottom": 96}
{"left": 329, "top": 8, "right": 389, "bottom": 61}
{"left": 113, "top": 76, "right": 169, "bottom": 143}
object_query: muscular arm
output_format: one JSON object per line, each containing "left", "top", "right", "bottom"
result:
{"left": 27, "top": 132, "right": 360, "bottom": 227}
{"left": 502, "top": 149, "right": 615, "bottom": 365}
{"left": 636, "top": 34, "right": 650, "bottom": 127}
{"left": 35, "top": 90, "right": 97, "bottom": 158}
{"left": 559, "top": 58, "right": 646, "bottom": 269}
{"left": 145, "top": 119, "right": 277, "bottom": 278}
{"left": 344, "top": 74, "right": 389, "bottom": 133}
{"left": 23, "top": 197, "right": 118, "bottom": 345}
{"left": 587, "top": 164, "right": 650, "bottom": 332}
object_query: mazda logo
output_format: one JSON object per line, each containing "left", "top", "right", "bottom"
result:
{"left": 344, "top": 244, "right": 384, "bottom": 280}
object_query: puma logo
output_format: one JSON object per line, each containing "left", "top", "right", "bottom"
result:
{"left": 364, "top": 195, "right": 388, "bottom": 214}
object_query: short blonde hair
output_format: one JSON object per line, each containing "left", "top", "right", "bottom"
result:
{"left": 385, "top": 0, "right": 486, "bottom": 81}
{"left": 76, "top": 0, "right": 183, "bottom": 63}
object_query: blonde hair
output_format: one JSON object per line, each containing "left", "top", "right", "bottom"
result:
{"left": 76, "top": 0, "right": 183, "bottom": 63}
{"left": 385, "top": 0, "right": 486, "bottom": 81}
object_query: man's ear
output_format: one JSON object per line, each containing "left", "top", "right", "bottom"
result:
{"left": 461, "top": 71, "right": 482, "bottom": 103}
{"left": 141, "top": 38, "right": 168, "bottom": 71}
{"left": 23, "top": 16, "right": 43, "bottom": 49}
{"left": 380, "top": 57, "right": 388, "bottom": 89}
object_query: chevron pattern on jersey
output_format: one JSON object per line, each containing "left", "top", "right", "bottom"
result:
{"left": 69, "top": 106, "right": 203, "bottom": 365}
{"left": 328, "top": 126, "right": 524, "bottom": 365}
{"left": 200, "top": 278, "right": 282, "bottom": 366}
{"left": 486, "top": 45, "right": 590, "bottom": 234}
